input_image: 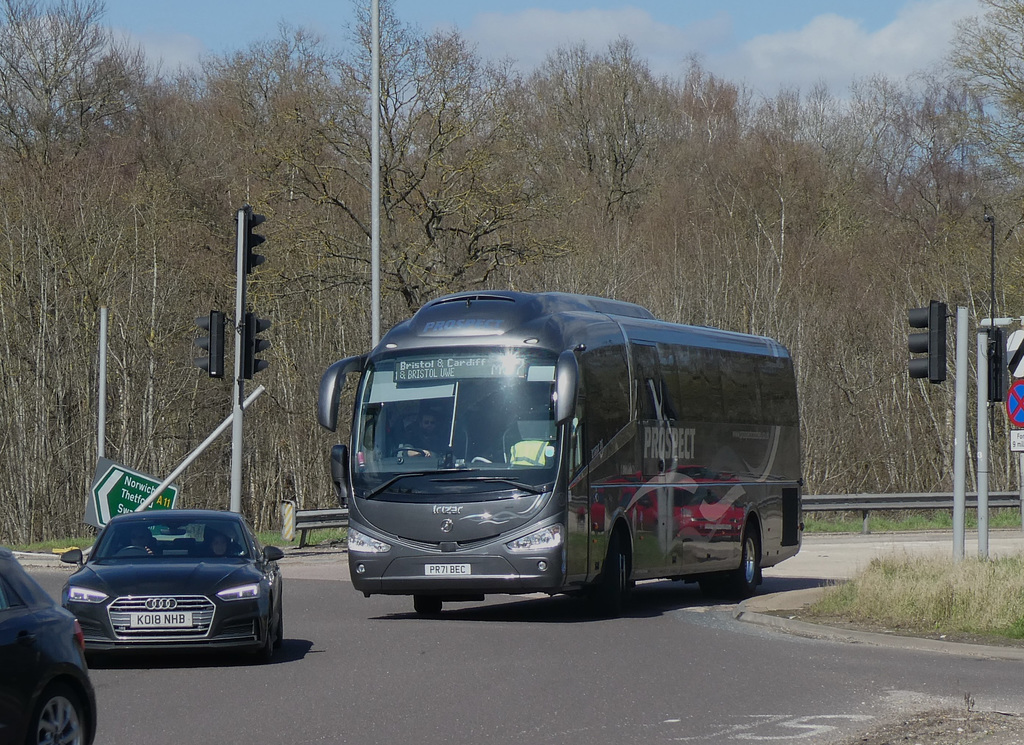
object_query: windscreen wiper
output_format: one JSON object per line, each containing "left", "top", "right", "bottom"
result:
{"left": 362, "top": 469, "right": 467, "bottom": 500}
{"left": 429, "top": 475, "right": 547, "bottom": 495}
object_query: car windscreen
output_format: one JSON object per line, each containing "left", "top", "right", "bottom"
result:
{"left": 352, "top": 348, "right": 559, "bottom": 498}
{"left": 91, "top": 518, "right": 251, "bottom": 560}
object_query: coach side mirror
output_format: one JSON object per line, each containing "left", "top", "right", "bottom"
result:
{"left": 331, "top": 444, "right": 351, "bottom": 507}
{"left": 60, "top": 548, "right": 83, "bottom": 566}
{"left": 554, "top": 349, "right": 579, "bottom": 424}
{"left": 318, "top": 355, "right": 365, "bottom": 432}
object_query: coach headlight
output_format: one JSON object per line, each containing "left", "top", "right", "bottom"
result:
{"left": 506, "top": 524, "right": 563, "bottom": 553}
{"left": 347, "top": 527, "right": 392, "bottom": 554}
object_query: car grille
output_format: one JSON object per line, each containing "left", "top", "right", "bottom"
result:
{"left": 108, "top": 595, "right": 215, "bottom": 641}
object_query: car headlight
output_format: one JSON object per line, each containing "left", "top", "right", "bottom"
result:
{"left": 506, "top": 524, "right": 563, "bottom": 553}
{"left": 347, "top": 528, "right": 391, "bottom": 554}
{"left": 217, "top": 583, "right": 261, "bottom": 601}
{"left": 66, "top": 586, "right": 108, "bottom": 604}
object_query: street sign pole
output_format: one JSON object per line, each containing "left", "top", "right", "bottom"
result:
{"left": 978, "top": 316, "right": 1015, "bottom": 558}
{"left": 98, "top": 307, "right": 108, "bottom": 460}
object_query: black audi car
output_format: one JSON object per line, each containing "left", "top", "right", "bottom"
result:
{"left": 0, "top": 546, "right": 97, "bottom": 745}
{"left": 60, "top": 510, "right": 283, "bottom": 661}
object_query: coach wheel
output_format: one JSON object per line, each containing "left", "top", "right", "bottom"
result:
{"left": 728, "top": 527, "right": 762, "bottom": 599}
{"left": 593, "top": 529, "right": 629, "bottom": 617}
{"left": 414, "top": 595, "right": 443, "bottom": 615}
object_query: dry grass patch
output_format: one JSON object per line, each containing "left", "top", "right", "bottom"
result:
{"left": 809, "top": 553, "right": 1024, "bottom": 639}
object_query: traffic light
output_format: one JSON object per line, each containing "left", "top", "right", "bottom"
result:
{"left": 908, "top": 300, "right": 947, "bottom": 384}
{"left": 988, "top": 327, "right": 1007, "bottom": 402}
{"left": 194, "top": 311, "right": 226, "bottom": 379}
{"left": 243, "top": 205, "right": 266, "bottom": 274}
{"left": 242, "top": 312, "right": 271, "bottom": 379}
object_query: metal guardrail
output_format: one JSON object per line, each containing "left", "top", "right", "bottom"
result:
{"left": 286, "top": 493, "right": 1021, "bottom": 543}
{"left": 803, "top": 491, "right": 1022, "bottom": 533}
{"left": 294, "top": 507, "right": 349, "bottom": 548}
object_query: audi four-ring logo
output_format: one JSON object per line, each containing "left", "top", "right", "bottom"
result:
{"left": 145, "top": 597, "right": 178, "bottom": 610}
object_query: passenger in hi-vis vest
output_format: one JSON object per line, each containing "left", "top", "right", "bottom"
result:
{"left": 510, "top": 439, "right": 548, "bottom": 466}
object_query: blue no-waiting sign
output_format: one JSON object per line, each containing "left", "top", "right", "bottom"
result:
{"left": 1006, "top": 380, "right": 1024, "bottom": 427}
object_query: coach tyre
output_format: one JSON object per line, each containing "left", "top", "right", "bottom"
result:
{"left": 29, "top": 681, "right": 86, "bottom": 745}
{"left": 414, "top": 595, "right": 443, "bottom": 615}
{"left": 594, "top": 528, "right": 629, "bottom": 617}
{"left": 728, "top": 525, "right": 762, "bottom": 599}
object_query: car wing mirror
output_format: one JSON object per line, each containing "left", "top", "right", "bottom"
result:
{"left": 60, "top": 548, "right": 83, "bottom": 566}
{"left": 263, "top": 545, "right": 284, "bottom": 563}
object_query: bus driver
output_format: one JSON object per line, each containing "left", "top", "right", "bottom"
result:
{"left": 401, "top": 408, "right": 447, "bottom": 457}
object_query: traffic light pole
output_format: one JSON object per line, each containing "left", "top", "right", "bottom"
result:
{"left": 953, "top": 307, "right": 968, "bottom": 562}
{"left": 977, "top": 327, "right": 990, "bottom": 559}
{"left": 231, "top": 207, "right": 248, "bottom": 513}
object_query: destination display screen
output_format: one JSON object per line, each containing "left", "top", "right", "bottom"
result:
{"left": 394, "top": 354, "right": 524, "bottom": 382}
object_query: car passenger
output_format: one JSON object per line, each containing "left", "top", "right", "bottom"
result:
{"left": 206, "top": 531, "right": 230, "bottom": 557}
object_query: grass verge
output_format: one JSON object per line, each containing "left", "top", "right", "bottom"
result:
{"left": 808, "top": 554, "right": 1024, "bottom": 642}
{"left": 803, "top": 507, "right": 1023, "bottom": 533}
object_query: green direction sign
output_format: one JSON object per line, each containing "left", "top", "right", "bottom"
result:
{"left": 85, "top": 458, "right": 178, "bottom": 528}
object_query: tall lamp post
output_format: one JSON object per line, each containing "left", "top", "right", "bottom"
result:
{"left": 371, "top": 0, "right": 381, "bottom": 346}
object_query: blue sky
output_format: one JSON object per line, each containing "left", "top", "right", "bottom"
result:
{"left": 98, "top": 0, "right": 984, "bottom": 95}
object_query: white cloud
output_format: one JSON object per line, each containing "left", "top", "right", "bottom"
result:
{"left": 455, "top": 0, "right": 983, "bottom": 95}
{"left": 111, "top": 28, "right": 207, "bottom": 75}
{"left": 715, "top": 0, "right": 982, "bottom": 95}
{"left": 463, "top": 7, "right": 719, "bottom": 78}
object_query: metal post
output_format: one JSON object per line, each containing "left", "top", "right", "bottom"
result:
{"left": 97, "top": 307, "right": 108, "bottom": 460}
{"left": 1019, "top": 452, "right": 1024, "bottom": 533}
{"left": 136, "top": 386, "right": 265, "bottom": 512}
{"left": 370, "top": 0, "right": 381, "bottom": 347}
{"left": 985, "top": 211, "right": 995, "bottom": 323}
{"left": 977, "top": 329, "right": 990, "bottom": 559}
{"left": 953, "top": 307, "right": 968, "bottom": 561}
{"left": 231, "top": 208, "right": 247, "bottom": 513}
